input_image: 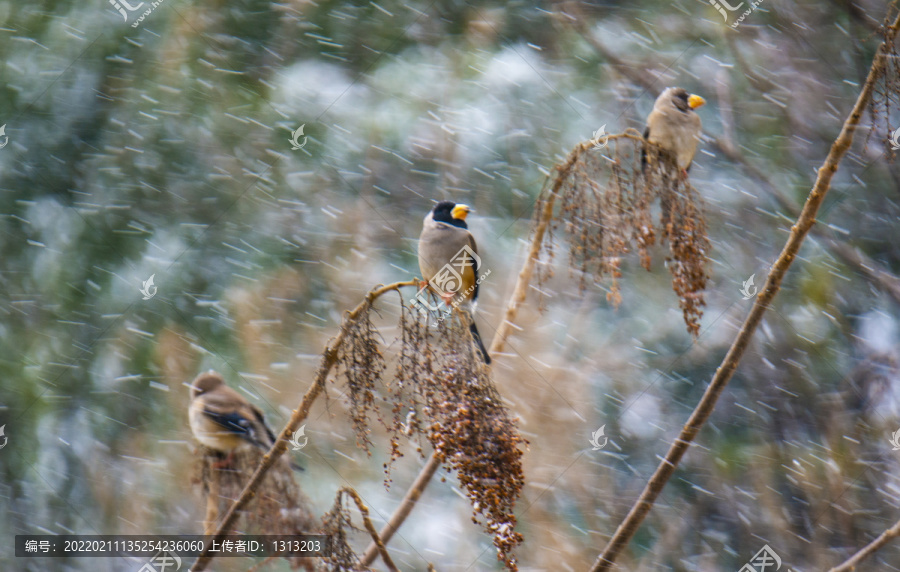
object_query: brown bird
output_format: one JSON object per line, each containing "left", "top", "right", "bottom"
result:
{"left": 642, "top": 87, "right": 706, "bottom": 175}
{"left": 188, "top": 371, "right": 279, "bottom": 467}
{"left": 418, "top": 201, "right": 491, "bottom": 364}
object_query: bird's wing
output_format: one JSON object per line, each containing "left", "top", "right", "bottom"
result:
{"left": 200, "top": 391, "right": 272, "bottom": 449}
{"left": 200, "top": 404, "right": 253, "bottom": 437}
{"left": 468, "top": 233, "right": 480, "bottom": 302}
{"left": 419, "top": 221, "right": 470, "bottom": 276}
{"left": 643, "top": 105, "right": 701, "bottom": 170}
{"left": 418, "top": 221, "right": 478, "bottom": 302}
{"left": 641, "top": 125, "right": 651, "bottom": 170}
{"left": 251, "top": 405, "right": 277, "bottom": 446}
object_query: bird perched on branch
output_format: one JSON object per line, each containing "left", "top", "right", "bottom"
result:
{"left": 418, "top": 201, "right": 492, "bottom": 364}
{"left": 188, "top": 370, "right": 285, "bottom": 468}
{"left": 642, "top": 87, "right": 706, "bottom": 176}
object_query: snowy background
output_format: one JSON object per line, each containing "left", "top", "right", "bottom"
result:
{"left": 2, "top": 0, "right": 900, "bottom": 570}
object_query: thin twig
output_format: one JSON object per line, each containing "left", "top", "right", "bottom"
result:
{"left": 203, "top": 471, "right": 219, "bottom": 535}
{"left": 590, "top": 10, "right": 900, "bottom": 571}
{"left": 728, "top": 143, "right": 900, "bottom": 306}
{"left": 829, "top": 516, "right": 900, "bottom": 571}
{"left": 190, "top": 280, "right": 417, "bottom": 572}
{"left": 823, "top": 237, "right": 900, "bottom": 305}
{"left": 488, "top": 138, "right": 596, "bottom": 355}
{"left": 339, "top": 487, "right": 401, "bottom": 572}
{"left": 360, "top": 452, "right": 442, "bottom": 565}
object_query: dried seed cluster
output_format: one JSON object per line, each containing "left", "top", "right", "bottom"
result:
{"left": 335, "top": 301, "right": 386, "bottom": 454}
{"left": 195, "top": 447, "right": 317, "bottom": 570}
{"left": 321, "top": 490, "right": 373, "bottom": 572}
{"left": 330, "top": 290, "right": 527, "bottom": 569}
{"left": 394, "top": 305, "right": 526, "bottom": 569}
{"left": 539, "top": 137, "right": 710, "bottom": 336}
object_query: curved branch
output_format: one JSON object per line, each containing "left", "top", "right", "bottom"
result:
{"left": 360, "top": 451, "right": 441, "bottom": 565}
{"left": 829, "top": 516, "right": 900, "bottom": 571}
{"left": 190, "top": 280, "right": 417, "bottom": 572}
{"left": 590, "top": 11, "right": 900, "bottom": 571}
{"left": 488, "top": 139, "right": 590, "bottom": 356}
{"left": 338, "top": 487, "right": 400, "bottom": 572}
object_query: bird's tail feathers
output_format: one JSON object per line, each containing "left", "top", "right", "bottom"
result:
{"left": 469, "top": 320, "right": 491, "bottom": 365}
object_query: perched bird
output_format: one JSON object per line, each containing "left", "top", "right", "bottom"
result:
{"left": 188, "top": 370, "right": 279, "bottom": 467}
{"left": 642, "top": 87, "right": 706, "bottom": 175}
{"left": 418, "top": 201, "right": 492, "bottom": 364}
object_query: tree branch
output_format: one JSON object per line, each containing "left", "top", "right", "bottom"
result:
{"left": 590, "top": 11, "right": 900, "bottom": 571}
{"left": 190, "top": 280, "right": 417, "bottom": 572}
{"left": 489, "top": 134, "right": 645, "bottom": 355}
{"left": 829, "top": 516, "right": 900, "bottom": 571}
{"left": 338, "top": 487, "right": 400, "bottom": 572}
{"left": 360, "top": 451, "right": 441, "bottom": 565}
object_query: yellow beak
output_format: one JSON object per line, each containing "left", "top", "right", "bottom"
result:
{"left": 688, "top": 94, "right": 706, "bottom": 110}
{"left": 451, "top": 204, "right": 471, "bottom": 220}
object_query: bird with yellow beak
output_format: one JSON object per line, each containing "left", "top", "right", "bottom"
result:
{"left": 642, "top": 87, "right": 706, "bottom": 176}
{"left": 418, "top": 201, "right": 491, "bottom": 364}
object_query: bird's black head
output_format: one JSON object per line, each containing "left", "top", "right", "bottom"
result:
{"left": 670, "top": 88, "right": 691, "bottom": 112}
{"left": 431, "top": 200, "right": 470, "bottom": 229}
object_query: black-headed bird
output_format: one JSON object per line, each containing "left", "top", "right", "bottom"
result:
{"left": 188, "top": 370, "right": 279, "bottom": 467}
{"left": 418, "top": 201, "right": 491, "bottom": 364}
{"left": 642, "top": 87, "right": 706, "bottom": 176}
